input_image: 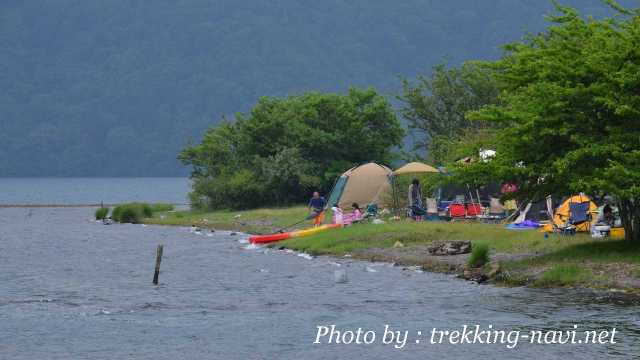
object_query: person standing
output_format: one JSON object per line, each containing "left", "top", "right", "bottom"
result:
{"left": 408, "top": 178, "right": 426, "bottom": 219}
{"left": 308, "top": 191, "right": 327, "bottom": 227}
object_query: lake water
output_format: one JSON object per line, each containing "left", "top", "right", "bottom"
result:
{"left": 0, "top": 179, "right": 639, "bottom": 359}
{"left": 0, "top": 178, "right": 190, "bottom": 205}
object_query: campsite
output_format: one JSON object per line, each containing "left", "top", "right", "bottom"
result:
{"left": 148, "top": 158, "right": 640, "bottom": 291}
{"left": 158, "top": 2, "right": 640, "bottom": 294}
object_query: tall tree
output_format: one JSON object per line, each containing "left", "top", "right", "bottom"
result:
{"left": 399, "top": 62, "right": 499, "bottom": 164}
{"left": 465, "top": 1, "right": 640, "bottom": 241}
{"left": 180, "top": 87, "right": 404, "bottom": 209}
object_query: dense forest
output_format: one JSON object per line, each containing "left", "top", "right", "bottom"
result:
{"left": 0, "top": 0, "right": 629, "bottom": 176}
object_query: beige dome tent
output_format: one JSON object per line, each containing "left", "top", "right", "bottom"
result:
{"left": 327, "top": 163, "right": 392, "bottom": 208}
{"left": 392, "top": 162, "right": 439, "bottom": 175}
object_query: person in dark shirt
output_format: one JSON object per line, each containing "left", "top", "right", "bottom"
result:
{"left": 308, "top": 191, "right": 326, "bottom": 227}
{"left": 408, "top": 178, "right": 426, "bottom": 220}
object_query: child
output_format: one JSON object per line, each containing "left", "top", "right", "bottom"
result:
{"left": 351, "top": 203, "right": 363, "bottom": 222}
{"left": 331, "top": 203, "right": 344, "bottom": 225}
{"left": 340, "top": 203, "right": 362, "bottom": 226}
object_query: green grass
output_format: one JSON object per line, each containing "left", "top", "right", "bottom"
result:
{"left": 502, "top": 239, "right": 640, "bottom": 274}
{"left": 95, "top": 207, "right": 109, "bottom": 220}
{"left": 534, "top": 264, "right": 592, "bottom": 287}
{"left": 468, "top": 243, "right": 490, "bottom": 268}
{"left": 145, "top": 206, "right": 310, "bottom": 233}
{"left": 281, "top": 220, "right": 593, "bottom": 256}
{"left": 149, "top": 203, "right": 174, "bottom": 212}
{"left": 532, "top": 239, "right": 640, "bottom": 264}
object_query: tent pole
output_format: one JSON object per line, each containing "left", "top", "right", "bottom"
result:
{"left": 391, "top": 175, "right": 398, "bottom": 215}
{"left": 465, "top": 184, "right": 474, "bottom": 204}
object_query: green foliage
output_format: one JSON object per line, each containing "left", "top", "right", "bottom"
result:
{"left": 467, "top": 243, "right": 490, "bottom": 268}
{"left": 112, "top": 203, "right": 153, "bottom": 223}
{"left": 95, "top": 207, "right": 109, "bottom": 220}
{"left": 534, "top": 264, "right": 591, "bottom": 287}
{"left": 399, "top": 62, "right": 499, "bottom": 165}
{"left": 459, "top": 3, "right": 640, "bottom": 241}
{"left": 181, "top": 88, "right": 404, "bottom": 209}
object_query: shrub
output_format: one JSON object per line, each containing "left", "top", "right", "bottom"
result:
{"left": 112, "top": 203, "right": 153, "bottom": 223}
{"left": 118, "top": 206, "right": 141, "bottom": 223}
{"left": 95, "top": 207, "right": 109, "bottom": 220}
{"left": 467, "top": 243, "right": 490, "bottom": 268}
{"left": 141, "top": 203, "right": 153, "bottom": 218}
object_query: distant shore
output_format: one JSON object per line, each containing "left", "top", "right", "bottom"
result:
{"left": 145, "top": 206, "right": 640, "bottom": 294}
{"left": 0, "top": 203, "right": 189, "bottom": 208}
{"left": 0, "top": 204, "right": 119, "bottom": 208}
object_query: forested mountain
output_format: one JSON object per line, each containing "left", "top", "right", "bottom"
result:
{"left": 0, "top": 0, "right": 628, "bottom": 176}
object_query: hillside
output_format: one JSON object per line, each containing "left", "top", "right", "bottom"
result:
{"left": 0, "top": 0, "right": 627, "bottom": 176}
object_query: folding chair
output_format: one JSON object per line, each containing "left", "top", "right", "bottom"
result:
{"left": 364, "top": 203, "right": 378, "bottom": 219}
{"left": 556, "top": 201, "right": 591, "bottom": 235}
{"left": 449, "top": 203, "right": 466, "bottom": 218}
{"left": 466, "top": 203, "right": 482, "bottom": 217}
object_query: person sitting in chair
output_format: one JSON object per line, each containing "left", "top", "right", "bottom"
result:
{"left": 596, "top": 204, "right": 614, "bottom": 226}
{"left": 352, "top": 203, "right": 363, "bottom": 222}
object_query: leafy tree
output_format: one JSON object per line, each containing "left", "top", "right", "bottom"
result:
{"left": 259, "top": 148, "right": 321, "bottom": 206}
{"left": 399, "top": 62, "right": 499, "bottom": 165}
{"left": 180, "top": 87, "right": 404, "bottom": 209}
{"left": 462, "top": 1, "right": 640, "bottom": 241}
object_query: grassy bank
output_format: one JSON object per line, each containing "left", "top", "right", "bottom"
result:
{"left": 145, "top": 206, "right": 309, "bottom": 234}
{"left": 146, "top": 206, "right": 640, "bottom": 291}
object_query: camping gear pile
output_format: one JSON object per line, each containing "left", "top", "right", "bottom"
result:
{"left": 539, "top": 194, "right": 598, "bottom": 234}
{"left": 506, "top": 194, "right": 625, "bottom": 238}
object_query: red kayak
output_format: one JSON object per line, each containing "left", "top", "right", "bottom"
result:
{"left": 249, "top": 224, "right": 341, "bottom": 244}
{"left": 249, "top": 232, "right": 291, "bottom": 244}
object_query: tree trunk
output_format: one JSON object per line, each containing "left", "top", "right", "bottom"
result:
{"left": 618, "top": 198, "right": 640, "bottom": 242}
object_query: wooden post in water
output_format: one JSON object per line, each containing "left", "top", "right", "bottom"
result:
{"left": 153, "top": 244, "right": 164, "bottom": 285}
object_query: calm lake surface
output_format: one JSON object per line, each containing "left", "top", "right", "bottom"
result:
{"left": 0, "top": 179, "right": 639, "bottom": 359}
{"left": 0, "top": 177, "right": 190, "bottom": 205}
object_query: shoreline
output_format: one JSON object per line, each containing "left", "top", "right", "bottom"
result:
{"left": 143, "top": 206, "right": 640, "bottom": 295}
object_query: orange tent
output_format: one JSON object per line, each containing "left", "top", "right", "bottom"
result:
{"left": 542, "top": 194, "right": 598, "bottom": 232}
